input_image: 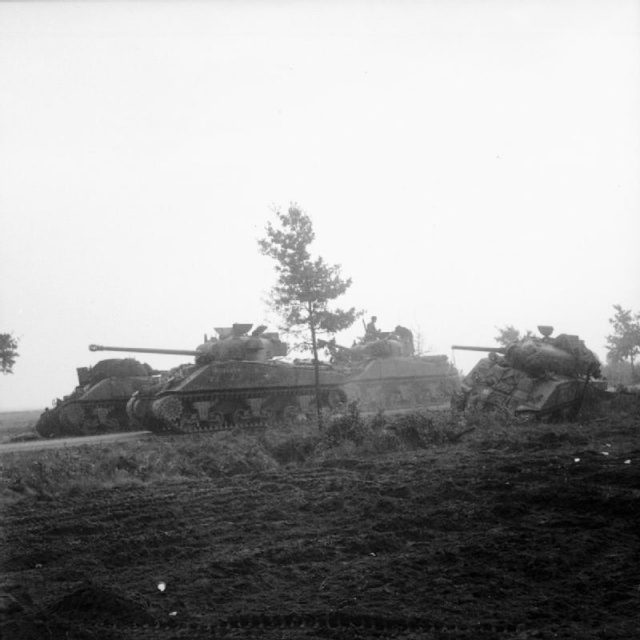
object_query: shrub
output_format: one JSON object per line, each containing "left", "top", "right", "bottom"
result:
{"left": 262, "top": 434, "right": 319, "bottom": 465}
{"left": 323, "top": 402, "right": 369, "bottom": 446}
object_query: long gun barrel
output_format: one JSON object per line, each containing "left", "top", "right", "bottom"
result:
{"left": 317, "top": 339, "right": 351, "bottom": 352}
{"left": 451, "top": 345, "right": 506, "bottom": 354}
{"left": 89, "top": 344, "right": 199, "bottom": 357}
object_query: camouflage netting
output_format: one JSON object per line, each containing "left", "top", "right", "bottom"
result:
{"left": 463, "top": 361, "right": 534, "bottom": 413}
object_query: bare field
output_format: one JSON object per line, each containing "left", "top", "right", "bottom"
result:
{"left": 0, "top": 410, "right": 41, "bottom": 444}
{"left": 1, "top": 405, "right": 640, "bottom": 639}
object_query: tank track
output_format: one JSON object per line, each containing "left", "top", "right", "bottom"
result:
{"left": 36, "top": 399, "right": 133, "bottom": 438}
{"left": 145, "top": 385, "right": 347, "bottom": 434}
{"left": 476, "top": 392, "right": 584, "bottom": 423}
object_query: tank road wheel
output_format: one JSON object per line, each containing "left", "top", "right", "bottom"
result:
{"left": 319, "top": 405, "right": 334, "bottom": 425}
{"left": 320, "top": 390, "right": 347, "bottom": 422}
{"left": 80, "top": 415, "right": 102, "bottom": 436}
{"left": 179, "top": 412, "right": 201, "bottom": 433}
{"left": 382, "top": 387, "right": 403, "bottom": 410}
{"left": 207, "top": 410, "right": 226, "bottom": 431}
{"left": 364, "top": 384, "right": 385, "bottom": 412}
{"left": 327, "top": 389, "right": 347, "bottom": 412}
{"left": 282, "top": 405, "right": 299, "bottom": 426}
{"left": 59, "top": 404, "right": 85, "bottom": 431}
{"left": 259, "top": 408, "right": 277, "bottom": 428}
{"left": 231, "top": 408, "right": 251, "bottom": 428}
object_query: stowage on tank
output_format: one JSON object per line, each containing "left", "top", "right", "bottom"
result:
{"left": 91, "top": 324, "right": 348, "bottom": 434}
{"left": 320, "top": 325, "right": 460, "bottom": 414}
{"left": 452, "top": 325, "right": 602, "bottom": 421}
{"left": 35, "top": 358, "right": 162, "bottom": 438}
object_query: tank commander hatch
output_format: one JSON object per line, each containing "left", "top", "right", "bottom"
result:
{"left": 394, "top": 325, "right": 415, "bottom": 356}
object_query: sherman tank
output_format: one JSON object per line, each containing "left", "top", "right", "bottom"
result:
{"left": 35, "top": 358, "right": 162, "bottom": 438}
{"left": 90, "top": 323, "right": 347, "bottom": 433}
{"left": 320, "top": 325, "right": 460, "bottom": 414}
{"left": 452, "top": 325, "right": 602, "bottom": 421}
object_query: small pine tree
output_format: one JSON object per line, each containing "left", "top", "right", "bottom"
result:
{"left": 259, "top": 205, "right": 361, "bottom": 425}
{"left": 606, "top": 305, "right": 640, "bottom": 381}
{"left": 494, "top": 325, "right": 533, "bottom": 347}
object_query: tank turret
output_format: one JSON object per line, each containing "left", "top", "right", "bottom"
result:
{"left": 321, "top": 325, "right": 417, "bottom": 363}
{"left": 89, "top": 323, "right": 288, "bottom": 365}
{"left": 320, "top": 324, "right": 460, "bottom": 414}
{"left": 452, "top": 326, "right": 601, "bottom": 420}
{"left": 452, "top": 329, "right": 601, "bottom": 380}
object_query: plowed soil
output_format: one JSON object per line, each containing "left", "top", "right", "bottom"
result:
{"left": 2, "top": 424, "right": 640, "bottom": 639}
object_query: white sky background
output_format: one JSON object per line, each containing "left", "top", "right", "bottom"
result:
{"left": 1, "top": 0, "right": 639, "bottom": 411}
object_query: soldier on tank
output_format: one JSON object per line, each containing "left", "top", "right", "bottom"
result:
{"left": 365, "top": 316, "right": 380, "bottom": 341}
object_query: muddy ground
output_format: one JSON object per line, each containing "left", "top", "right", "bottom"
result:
{"left": 2, "top": 416, "right": 640, "bottom": 639}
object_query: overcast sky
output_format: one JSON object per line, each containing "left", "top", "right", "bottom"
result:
{"left": 1, "top": 0, "right": 639, "bottom": 411}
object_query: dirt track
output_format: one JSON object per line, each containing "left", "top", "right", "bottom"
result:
{"left": 2, "top": 425, "right": 640, "bottom": 640}
{"left": 0, "top": 431, "right": 152, "bottom": 455}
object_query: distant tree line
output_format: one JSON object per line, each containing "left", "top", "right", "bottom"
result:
{"left": 494, "top": 325, "right": 533, "bottom": 348}
{"left": 0, "top": 333, "right": 19, "bottom": 374}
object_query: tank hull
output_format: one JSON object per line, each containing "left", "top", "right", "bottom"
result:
{"left": 36, "top": 358, "right": 160, "bottom": 438}
{"left": 127, "top": 360, "right": 348, "bottom": 433}
{"left": 341, "top": 355, "right": 460, "bottom": 414}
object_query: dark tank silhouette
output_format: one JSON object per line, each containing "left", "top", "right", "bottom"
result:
{"left": 452, "top": 325, "right": 602, "bottom": 421}
{"left": 35, "top": 358, "right": 161, "bottom": 437}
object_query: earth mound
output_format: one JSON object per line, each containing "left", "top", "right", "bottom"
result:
{"left": 47, "top": 582, "right": 155, "bottom": 626}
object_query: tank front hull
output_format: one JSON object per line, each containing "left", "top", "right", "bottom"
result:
{"left": 35, "top": 376, "right": 158, "bottom": 438}
{"left": 457, "top": 358, "right": 589, "bottom": 421}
